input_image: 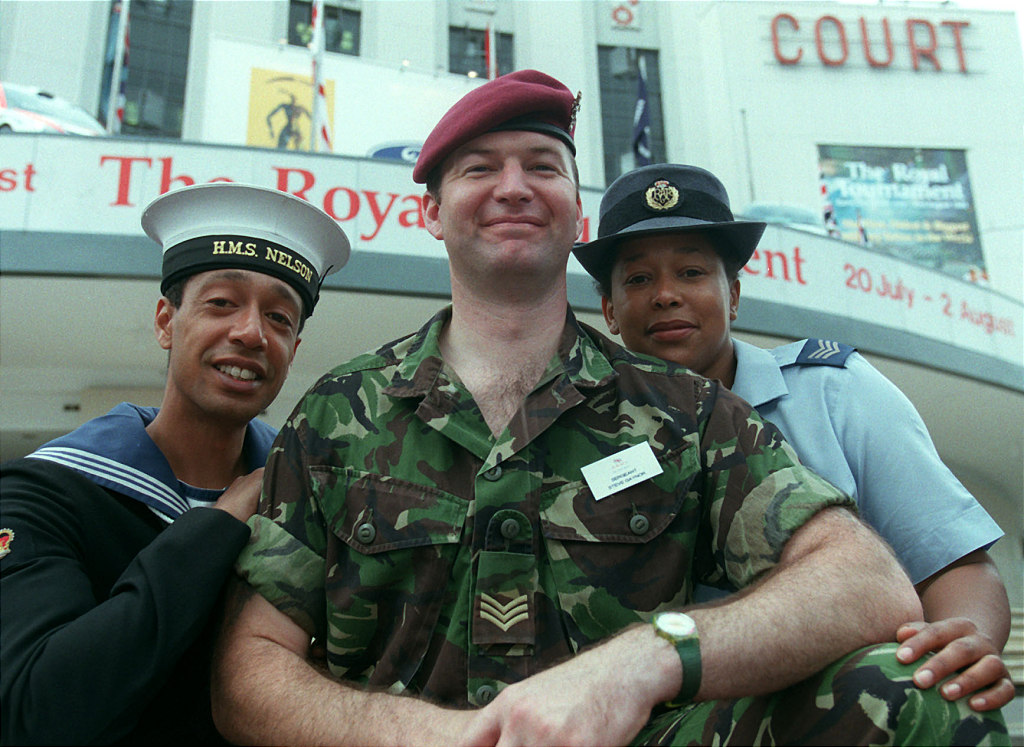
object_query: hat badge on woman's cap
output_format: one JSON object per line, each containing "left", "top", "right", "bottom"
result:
{"left": 645, "top": 179, "right": 680, "bottom": 212}
{"left": 572, "top": 164, "right": 767, "bottom": 284}
{"left": 142, "top": 183, "right": 351, "bottom": 319}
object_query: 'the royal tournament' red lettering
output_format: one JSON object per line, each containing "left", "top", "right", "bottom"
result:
{"left": 743, "top": 245, "right": 808, "bottom": 285}
{"left": 101, "top": 156, "right": 153, "bottom": 206}
{"left": 99, "top": 156, "right": 232, "bottom": 206}
{"left": 93, "top": 160, "right": 631, "bottom": 250}
{"left": 771, "top": 13, "right": 970, "bottom": 72}
{"left": 275, "top": 167, "right": 426, "bottom": 241}
{"left": 0, "top": 163, "right": 37, "bottom": 192}
{"left": 99, "top": 159, "right": 441, "bottom": 244}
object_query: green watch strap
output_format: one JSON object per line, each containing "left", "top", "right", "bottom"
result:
{"left": 653, "top": 612, "right": 702, "bottom": 706}
{"left": 669, "top": 634, "right": 701, "bottom": 705}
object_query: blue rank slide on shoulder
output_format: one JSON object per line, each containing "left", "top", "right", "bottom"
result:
{"left": 796, "top": 339, "right": 856, "bottom": 367}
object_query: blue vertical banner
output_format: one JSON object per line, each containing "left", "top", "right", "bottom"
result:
{"left": 632, "top": 55, "right": 652, "bottom": 167}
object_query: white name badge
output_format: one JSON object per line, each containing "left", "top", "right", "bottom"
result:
{"left": 581, "top": 442, "right": 663, "bottom": 501}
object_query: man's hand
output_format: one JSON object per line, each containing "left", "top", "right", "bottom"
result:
{"left": 459, "top": 626, "right": 677, "bottom": 747}
{"left": 212, "top": 467, "right": 264, "bottom": 523}
{"left": 456, "top": 503, "right": 923, "bottom": 747}
{"left": 896, "top": 618, "right": 1015, "bottom": 712}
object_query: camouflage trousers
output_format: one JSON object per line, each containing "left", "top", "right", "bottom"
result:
{"left": 633, "top": 643, "right": 1010, "bottom": 746}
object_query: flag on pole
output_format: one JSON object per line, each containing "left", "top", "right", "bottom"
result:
{"left": 106, "top": 0, "right": 130, "bottom": 135}
{"left": 310, "top": 0, "right": 333, "bottom": 152}
{"left": 856, "top": 211, "right": 870, "bottom": 244}
{"left": 819, "top": 173, "right": 839, "bottom": 237}
{"left": 632, "top": 55, "right": 652, "bottom": 167}
{"left": 484, "top": 24, "right": 498, "bottom": 80}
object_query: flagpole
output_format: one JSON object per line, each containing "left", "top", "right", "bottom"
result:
{"left": 485, "top": 24, "right": 497, "bottom": 80}
{"left": 310, "top": 0, "right": 333, "bottom": 152}
{"left": 740, "top": 107, "right": 755, "bottom": 203}
{"left": 106, "top": 0, "right": 130, "bottom": 135}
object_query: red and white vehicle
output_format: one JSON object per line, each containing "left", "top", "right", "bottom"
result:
{"left": 0, "top": 81, "right": 105, "bottom": 136}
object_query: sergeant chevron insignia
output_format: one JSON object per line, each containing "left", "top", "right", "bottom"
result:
{"left": 807, "top": 340, "right": 842, "bottom": 359}
{"left": 796, "top": 339, "right": 855, "bottom": 367}
{"left": 479, "top": 592, "right": 529, "bottom": 632}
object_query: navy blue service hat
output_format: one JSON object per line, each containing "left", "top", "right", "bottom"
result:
{"left": 572, "top": 164, "right": 767, "bottom": 285}
{"left": 142, "top": 183, "right": 350, "bottom": 318}
{"left": 412, "top": 69, "right": 580, "bottom": 184}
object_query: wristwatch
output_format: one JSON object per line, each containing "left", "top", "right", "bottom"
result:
{"left": 653, "top": 611, "right": 701, "bottom": 705}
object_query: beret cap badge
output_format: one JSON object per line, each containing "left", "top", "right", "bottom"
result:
{"left": 645, "top": 179, "right": 680, "bottom": 212}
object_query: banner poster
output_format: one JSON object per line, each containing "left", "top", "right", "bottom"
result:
{"left": 247, "top": 68, "right": 335, "bottom": 152}
{"left": 817, "top": 145, "right": 987, "bottom": 284}
{"left": 2, "top": 134, "right": 1018, "bottom": 380}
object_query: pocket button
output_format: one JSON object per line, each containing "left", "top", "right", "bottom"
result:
{"left": 356, "top": 522, "right": 376, "bottom": 544}
{"left": 629, "top": 514, "right": 650, "bottom": 536}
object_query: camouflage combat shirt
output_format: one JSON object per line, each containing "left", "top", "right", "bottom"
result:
{"left": 237, "top": 307, "right": 853, "bottom": 707}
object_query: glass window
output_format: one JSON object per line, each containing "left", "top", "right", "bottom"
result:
{"left": 597, "top": 46, "right": 666, "bottom": 185}
{"left": 101, "top": 0, "right": 194, "bottom": 137}
{"left": 289, "top": 1, "right": 361, "bottom": 55}
{"left": 449, "top": 26, "right": 513, "bottom": 78}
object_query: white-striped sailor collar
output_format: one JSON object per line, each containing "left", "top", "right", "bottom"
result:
{"left": 26, "top": 402, "right": 276, "bottom": 521}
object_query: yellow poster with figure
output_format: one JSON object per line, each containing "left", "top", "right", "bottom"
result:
{"left": 247, "top": 68, "right": 334, "bottom": 151}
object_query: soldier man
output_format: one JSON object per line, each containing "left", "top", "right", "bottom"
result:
{"left": 211, "top": 72, "right": 1006, "bottom": 745}
{"left": 0, "top": 183, "right": 349, "bottom": 745}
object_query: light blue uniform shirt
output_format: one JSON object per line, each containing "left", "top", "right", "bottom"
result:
{"left": 731, "top": 338, "right": 1002, "bottom": 585}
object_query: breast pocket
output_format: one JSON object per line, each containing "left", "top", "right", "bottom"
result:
{"left": 538, "top": 446, "right": 700, "bottom": 647}
{"left": 312, "top": 467, "right": 468, "bottom": 691}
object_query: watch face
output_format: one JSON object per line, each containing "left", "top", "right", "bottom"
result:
{"left": 657, "top": 612, "right": 697, "bottom": 637}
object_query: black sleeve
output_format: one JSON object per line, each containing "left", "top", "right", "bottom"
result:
{"left": 0, "top": 459, "right": 250, "bottom": 745}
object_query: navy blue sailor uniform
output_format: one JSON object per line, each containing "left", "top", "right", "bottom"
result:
{"left": 0, "top": 403, "right": 276, "bottom": 745}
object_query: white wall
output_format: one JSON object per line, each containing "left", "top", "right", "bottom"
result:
{"left": 4, "top": 1, "right": 1020, "bottom": 302}
{"left": 662, "top": 1, "right": 1024, "bottom": 300}
{"left": 0, "top": 0, "right": 109, "bottom": 113}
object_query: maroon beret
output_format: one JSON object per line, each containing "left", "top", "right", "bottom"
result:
{"left": 412, "top": 69, "right": 579, "bottom": 184}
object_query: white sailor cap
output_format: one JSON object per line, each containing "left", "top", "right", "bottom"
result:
{"left": 142, "top": 183, "right": 350, "bottom": 318}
